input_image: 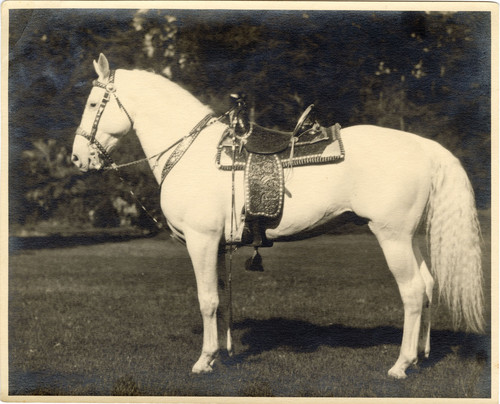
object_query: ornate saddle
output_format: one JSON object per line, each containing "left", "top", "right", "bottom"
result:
{"left": 217, "top": 98, "right": 344, "bottom": 252}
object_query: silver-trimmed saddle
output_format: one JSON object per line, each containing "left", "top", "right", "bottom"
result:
{"left": 216, "top": 102, "right": 345, "bottom": 252}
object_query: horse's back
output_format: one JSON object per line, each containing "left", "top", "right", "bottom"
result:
{"left": 341, "top": 124, "right": 446, "bottom": 159}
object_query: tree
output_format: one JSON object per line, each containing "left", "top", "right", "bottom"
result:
{"left": 8, "top": 9, "right": 491, "bottom": 227}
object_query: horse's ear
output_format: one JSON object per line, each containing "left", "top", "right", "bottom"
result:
{"left": 93, "top": 53, "right": 110, "bottom": 81}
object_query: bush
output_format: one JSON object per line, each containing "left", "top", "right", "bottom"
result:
{"left": 19, "top": 138, "right": 161, "bottom": 229}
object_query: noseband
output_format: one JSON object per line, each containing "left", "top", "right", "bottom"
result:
{"left": 76, "top": 70, "right": 133, "bottom": 164}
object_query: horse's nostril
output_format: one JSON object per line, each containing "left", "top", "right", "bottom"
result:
{"left": 71, "top": 154, "right": 82, "bottom": 168}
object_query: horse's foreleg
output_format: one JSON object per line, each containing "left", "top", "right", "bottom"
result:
{"left": 373, "top": 232, "right": 426, "bottom": 379}
{"left": 185, "top": 229, "right": 221, "bottom": 373}
{"left": 413, "top": 240, "right": 434, "bottom": 359}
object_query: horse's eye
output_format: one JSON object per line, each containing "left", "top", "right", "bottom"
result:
{"left": 89, "top": 102, "right": 97, "bottom": 108}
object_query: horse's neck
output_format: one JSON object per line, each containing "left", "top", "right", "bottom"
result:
{"left": 118, "top": 69, "right": 213, "bottom": 161}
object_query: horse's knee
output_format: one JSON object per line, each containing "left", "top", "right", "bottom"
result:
{"left": 198, "top": 294, "right": 219, "bottom": 318}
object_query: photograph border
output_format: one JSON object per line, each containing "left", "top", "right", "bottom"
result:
{"left": 1, "top": 1, "right": 498, "bottom": 402}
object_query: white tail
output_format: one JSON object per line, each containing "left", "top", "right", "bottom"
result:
{"left": 426, "top": 151, "right": 484, "bottom": 332}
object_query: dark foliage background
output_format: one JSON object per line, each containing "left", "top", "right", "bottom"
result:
{"left": 8, "top": 9, "right": 491, "bottom": 230}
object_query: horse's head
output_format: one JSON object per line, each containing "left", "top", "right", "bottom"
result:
{"left": 72, "top": 53, "right": 133, "bottom": 171}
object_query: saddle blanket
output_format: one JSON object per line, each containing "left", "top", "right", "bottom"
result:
{"left": 216, "top": 123, "right": 344, "bottom": 171}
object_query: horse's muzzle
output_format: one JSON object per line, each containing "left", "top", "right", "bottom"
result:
{"left": 72, "top": 131, "right": 104, "bottom": 171}
{"left": 71, "top": 150, "right": 103, "bottom": 172}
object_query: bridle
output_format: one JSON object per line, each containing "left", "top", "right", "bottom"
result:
{"left": 75, "top": 70, "right": 238, "bottom": 209}
{"left": 76, "top": 69, "right": 134, "bottom": 165}
{"left": 76, "top": 70, "right": 224, "bottom": 176}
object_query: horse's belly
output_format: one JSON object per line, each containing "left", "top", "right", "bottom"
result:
{"left": 265, "top": 164, "right": 351, "bottom": 239}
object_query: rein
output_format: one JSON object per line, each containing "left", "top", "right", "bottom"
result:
{"left": 77, "top": 71, "right": 238, "bottom": 239}
{"left": 79, "top": 72, "right": 239, "bottom": 335}
{"left": 78, "top": 69, "right": 230, "bottom": 181}
{"left": 103, "top": 135, "right": 184, "bottom": 171}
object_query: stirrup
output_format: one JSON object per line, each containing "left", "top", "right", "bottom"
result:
{"left": 245, "top": 247, "right": 264, "bottom": 272}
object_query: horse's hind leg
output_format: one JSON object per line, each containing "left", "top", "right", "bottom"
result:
{"left": 185, "top": 229, "right": 221, "bottom": 373}
{"left": 371, "top": 227, "right": 426, "bottom": 379}
{"left": 413, "top": 240, "right": 434, "bottom": 359}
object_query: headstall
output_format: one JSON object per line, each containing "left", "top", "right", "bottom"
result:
{"left": 76, "top": 70, "right": 133, "bottom": 165}
{"left": 78, "top": 71, "right": 231, "bottom": 188}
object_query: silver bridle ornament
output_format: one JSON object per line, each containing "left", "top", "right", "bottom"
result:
{"left": 75, "top": 70, "right": 133, "bottom": 166}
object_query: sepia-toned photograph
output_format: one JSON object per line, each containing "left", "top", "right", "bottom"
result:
{"left": 2, "top": 1, "right": 498, "bottom": 401}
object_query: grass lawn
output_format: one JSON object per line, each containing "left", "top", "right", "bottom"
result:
{"left": 7, "top": 214, "right": 492, "bottom": 398}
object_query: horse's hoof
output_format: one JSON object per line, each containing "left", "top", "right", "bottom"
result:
{"left": 388, "top": 367, "right": 407, "bottom": 379}
{"left": 218, "top": 349, "right": 234, "bottom": 365}
{"left": 418, "top": 350, "right": 430, "bottom": 360}
{"left": 192, "top": 361, "right": 214, "bottom": 374}
{"left": 418, "top": 341, "right": 430, "bottom": 359}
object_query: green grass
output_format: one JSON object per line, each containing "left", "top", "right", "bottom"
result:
{"left": 8, "top": 220, "right": 491, "bottom": 397}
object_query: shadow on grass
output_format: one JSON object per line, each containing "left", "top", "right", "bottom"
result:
{"left": 231, "top": 317, "right": 489, "bottom": 368}
{"left": 9, "top": 319, "right": 489, "bottom": 396}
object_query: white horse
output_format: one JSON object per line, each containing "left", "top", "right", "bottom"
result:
{"left": 72, "top": 54, "right": 483, "bottom": 379}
